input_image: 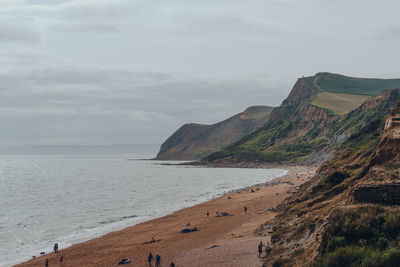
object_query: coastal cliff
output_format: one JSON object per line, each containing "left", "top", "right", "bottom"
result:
{"left": 258, "top": 96, "right": 400, "bottom": 266}
{"left": 156, "top": 106, "right": 274, "bottom": 160}
{"left": 203, "top": 73, "right": 400, "bottom": 165}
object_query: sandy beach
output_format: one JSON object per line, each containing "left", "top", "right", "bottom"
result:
{"left": 15, "top": 166, "right": 315, "bottom": 267}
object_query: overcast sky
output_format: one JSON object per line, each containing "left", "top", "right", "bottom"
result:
{"left": 1, "top": 0, "right": 400, "bottom": 147}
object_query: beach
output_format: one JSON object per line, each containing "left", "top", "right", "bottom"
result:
{"left": 15, "top": 166, "right": 315, "bottom": 267}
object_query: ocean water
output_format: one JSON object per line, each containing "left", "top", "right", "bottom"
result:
{"left": 0, "top": 154, "right": 287, "bottom": 266}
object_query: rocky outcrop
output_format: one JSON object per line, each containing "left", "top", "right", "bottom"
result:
{"left": 353, "top": 184, "right": 400, "bottom": 205}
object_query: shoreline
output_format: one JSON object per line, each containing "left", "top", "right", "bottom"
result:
{"left": 15, "top": 165, "right": 315, "bottom": 267}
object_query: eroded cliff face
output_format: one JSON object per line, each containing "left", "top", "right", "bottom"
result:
{"left": 156, "top": 106, "right": 274, "bottom": 160}
{"left": 371, "top": 107, "right": 400, "bottom": 167}
{"left": 350, "top": 106, "right": 400, "bottom": 205}
{"left": 268, "top": 78, "right": 322, "bottom": 122}
{"left": 256, "top": 94, "right": 400, "bottom": 266}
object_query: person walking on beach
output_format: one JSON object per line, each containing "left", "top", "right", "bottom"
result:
{"left": 53, "top": 243, "right": 58, "bottom": 253}
{"left": 155, "top": 254, "right": 161, "bottom": 267}
{"left": 244, "top": 206, "right": 247, "bottom": 213}
{"left": 59, "top": 255, "right": 64, "bottom": 264}
{"left": 45, "top": 258, "right": 49, "bottom": 267}
{"left": 258, "top": 241, "right": 264, "bottom": 257}
{"left": 147, "top": 252, "right": 154, "bottom": 266}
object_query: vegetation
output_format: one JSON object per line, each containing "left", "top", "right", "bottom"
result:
{"left": 315, "top": 73, "right": 400, "bottom": 96}
{"left": 311, "top": 92, "right": 369, "bottom": 115}
{"left": 313, "top": 206, "right": 400, "bottom": 267}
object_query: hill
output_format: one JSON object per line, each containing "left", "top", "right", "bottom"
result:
{"left": 258, "top": 100, "right": 400, "bottom": 267}
{"left": 156, "top": 106, "right": 274, "bottom": 160}
{"left": 203, "top": 73, "right": 400, "bottom": 165}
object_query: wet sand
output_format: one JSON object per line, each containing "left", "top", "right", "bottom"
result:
{"left": 16, "top": 166, "right": 315, "bottom": 267}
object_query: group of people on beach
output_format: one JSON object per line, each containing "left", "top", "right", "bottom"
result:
{"left": 147, "top": 252, "right": 175, "bottom": 266}
{"left": 44, "top": 243, "right": 64, "bottom": 266}
{"left": 40, "top": 201, "right": 265, "bottom": 266}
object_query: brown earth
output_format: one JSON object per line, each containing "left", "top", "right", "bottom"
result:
{"left": 15, "top": 167, "right": 315, "bottom": 267}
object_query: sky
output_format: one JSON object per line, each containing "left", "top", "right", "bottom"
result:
{"left": 1, "top": 0, "right": 400, "bottom": 147}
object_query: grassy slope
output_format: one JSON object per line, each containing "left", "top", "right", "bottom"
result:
{"left": 314, "top": 72, "right": 400, "bottom": 95}
{"left": 311, "top": 92, "right": 370, "bottom": 115}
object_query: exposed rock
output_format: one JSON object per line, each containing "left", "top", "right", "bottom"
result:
{"left": 353, "top": 183, "right": 400, "bottom": 205}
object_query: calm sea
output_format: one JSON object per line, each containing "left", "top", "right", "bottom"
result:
{"left": 0, "top": 152, "right": 286, "bottom": 266}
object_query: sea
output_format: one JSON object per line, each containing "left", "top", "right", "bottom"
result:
{"left": 0, "top": 146, "right": 287, "bottom": 267}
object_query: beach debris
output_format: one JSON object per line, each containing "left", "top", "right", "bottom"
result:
{"left": 261, "top": 207, "right": 277, "bottom": 214}
{"left": 32, "top": 256, "right": 36, "bottom": 259}
{"left": 205, "top": 245, "right": 219, "bottom": 250}
{"left": 184, "top": 222, "right": 191, "bottom": 226}
{"left": 216, "top": 211, "right": 231, "bottom": 217}
{"left": 118, "top": 258, "right": 132, "bottom": 265}
{"left": 206, "top": 211, "right": 210, "bottom": 217}
{"left": 180, "top": 227, "right": 198, "bottom": 233}
{"left": 40, "top": 252, "right": 45, "bottom": 255}
{"left": 142, "top": 238, "right": 162, "bottom": 245}
{"left": 228, "top": 196, "right": 231, "bottom": 199}
{"left": 251, "top": 189, "right": 255, "bottom": 193}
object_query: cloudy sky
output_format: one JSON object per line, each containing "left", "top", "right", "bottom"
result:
{"left": 1, "top": 0, "right": 400, "bottom": 147}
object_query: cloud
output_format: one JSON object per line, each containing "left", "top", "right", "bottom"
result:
{"left": 0, "top": 0, "right": 399, "bottom": 147}
{"left": 0, "top": 25, "right": 41, "bottom": 44}
{"left": 373, "top": 26, "right": 400, "bottom": 42}
{"left": 52, "top": 23, "right": 121, "bottom": 35}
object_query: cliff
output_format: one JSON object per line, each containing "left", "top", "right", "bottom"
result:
{"left": 256, "top": 93, "right": 400, "bottom": 266}
{"left": 156, "top": 106, "right": 274, "bottom": 160}
{"left": 203, "top": 73, "right": 400, "bottom": 165}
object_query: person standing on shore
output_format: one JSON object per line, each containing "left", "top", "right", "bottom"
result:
{"left": 45, "top": 258, "right": 49, "bottom": 267}
{"left": 244, "top": 206, "right": 247, "bottom": 213}
{"left": 53, "top": 243, "right": 58, "bottom": 253}
{"left": 147, "top": 252, "right": 154, "bottom": 266}
{"left": 258, "top": 241, "right": 264, "bottom": 257}
{"left": 155, "top": 254, "right": 161, "bottom": 267}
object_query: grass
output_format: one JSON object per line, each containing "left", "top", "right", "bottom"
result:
{"left": 311, "top": 92, "right": 370, "bottom": 115}
{"left": 312, "top": 206, "right": 400, "bottom": 267}
{"left": 315, "top": 73, "right": 400, "bottom": 96}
